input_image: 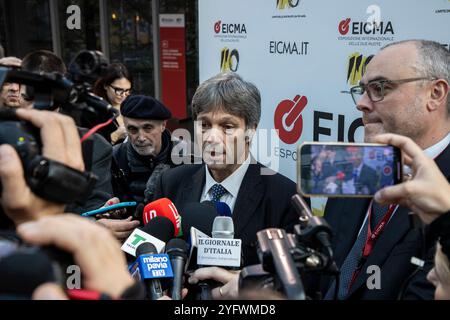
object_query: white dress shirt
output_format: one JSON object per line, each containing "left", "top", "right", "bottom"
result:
{"left": 200, "top": 155, "right": 251, "bottom": 213}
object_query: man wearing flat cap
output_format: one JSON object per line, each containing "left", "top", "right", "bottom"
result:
{"left": 111, "top": 95, "right": 176, "bottom": 207}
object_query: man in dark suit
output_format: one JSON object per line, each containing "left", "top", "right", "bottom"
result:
{"left": 153, "top": 72, "right": 299, "bottom": 267}
{"left": 318, "top": 40, "right": 450, "bottom": 300}
{"left": 343, "top": 146, "right": 379, "bottom": 195}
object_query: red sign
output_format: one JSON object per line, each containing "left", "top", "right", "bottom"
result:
{"left": 159, "top": 14, "right": 187, "bottom": 119}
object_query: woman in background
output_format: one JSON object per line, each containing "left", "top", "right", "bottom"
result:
{"left": 93, "top": 63, "right": 133, "bottom": 144}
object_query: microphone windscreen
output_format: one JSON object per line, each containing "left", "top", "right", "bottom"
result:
{"left": 136, "top": 242, "right": 158, "bottom": 256}
{"left": 143, "top": 198, "right": 181, "bottom": 237}
{"left": 214, "top": 201, "right": 232, "bottom": 217}
{"left": 141, "top": 216, "right": 174, "bottom": 243}
{"left": 180, "top": 202, "right": 218, "bottom": 237}
{"left": 166, "top": 238, "right": 189, "bottom": 260}
{"left": 212, "top": 216, "right": 234, "bottom": 239}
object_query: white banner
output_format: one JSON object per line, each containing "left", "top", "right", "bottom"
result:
{"left": 199, "top": 0, "right": 450, "bottom": 213}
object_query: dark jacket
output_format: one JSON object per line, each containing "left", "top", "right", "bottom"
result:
{"left": 153, "top": 161, "right": 299, "bottom": 267}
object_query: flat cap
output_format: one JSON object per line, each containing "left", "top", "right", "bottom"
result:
{"left": 121, "top": 95, "right": 172, "bottom": 120}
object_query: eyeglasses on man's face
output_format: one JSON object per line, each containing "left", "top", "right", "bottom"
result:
{"left": 109, "top": 85, "right": 132, "bottom": 96}
{"left": 343, "top": 77, "right": 436, "bottom": 105}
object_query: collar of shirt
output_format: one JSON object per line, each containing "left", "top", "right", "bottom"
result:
{"left": 423, "top": 131, "right": 450, "bottom": 159}
{"left": 202, "top": 155, "right": 251, "bottom": 203}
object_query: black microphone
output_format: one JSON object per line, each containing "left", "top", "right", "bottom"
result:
{"left": 165, "top": 238, "right": 189, "bottom": 300}
{"left": 180, "top": 201, "right": 218, "bottom": 239}
{"left": 136, "top": 242, "right": 164, "bottom": 300}
{"left": 257, "top": 228, "right": 305, "bottom": 300}
{"left": 140, "top": 216, "right": 174, "bottom": 244}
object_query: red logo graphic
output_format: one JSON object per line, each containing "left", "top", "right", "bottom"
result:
{"left": 214, "top": 20, "right": 221, "bottom": 34}
{"left": 339, "top": 18, "right": 351, "bottom": 35}
{"left": 274, "top": 95, "right": 308, "bottom": 144}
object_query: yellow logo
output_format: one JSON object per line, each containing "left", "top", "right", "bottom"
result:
{"left": 347, "top": 53, "right": 373, "bottom": 85}
{"left": 220, "top": 48, "right": 239, "bottom": 72}
{"left": 277, "top": 0, "right": 300, "bottom": 10}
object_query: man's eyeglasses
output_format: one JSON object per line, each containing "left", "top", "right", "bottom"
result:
{"left": 343, "top": 77, "right": 436, "bottom": 105}
{"left": 109, "top": 85, "right": 132, "bottom": 96}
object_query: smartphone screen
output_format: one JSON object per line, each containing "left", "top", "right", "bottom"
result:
{"left": 297, "top": 143, "right": 402, "bottom": 197}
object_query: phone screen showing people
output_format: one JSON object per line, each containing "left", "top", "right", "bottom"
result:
{"left": 299, "top": 143, "right": 402, "bottom": 197}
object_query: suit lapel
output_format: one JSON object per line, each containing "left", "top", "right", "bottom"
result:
{"left": 330, "top": 198, "right": 371, "bottom": 268}
{"left": 233, "top": 163, "right": 265, "bottom": 237}
{"left": 348, "top": 205, "right": 411, "bottom": 296}
{"left": 180, "top": 165, "right": 205, "bottom": 204}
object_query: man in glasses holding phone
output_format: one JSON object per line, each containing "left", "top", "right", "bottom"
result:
{"left": 318, "top": 40, "right": 450, "bottom": 300}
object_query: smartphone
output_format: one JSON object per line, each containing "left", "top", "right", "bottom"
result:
{"left": 297, "top": 142, "right": 403, "bottom": 198}
{"left": 81, "top": 202, "right": 137, "bottom": 217}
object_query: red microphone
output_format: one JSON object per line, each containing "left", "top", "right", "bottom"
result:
{"left": 143, "top": 198, "right": 181, "bottom": 237}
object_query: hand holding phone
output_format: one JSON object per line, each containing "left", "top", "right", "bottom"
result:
{"left": 81, "top": 201, "right": 137, "bottom": 218}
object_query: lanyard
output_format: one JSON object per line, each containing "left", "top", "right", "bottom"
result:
{"left": 348, "top": 200, "right": 398, "bottom": 292}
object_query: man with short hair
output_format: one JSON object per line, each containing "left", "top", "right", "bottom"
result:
{"left": 153, "top": 72, "right": 299, "bottom": 266}
{"left": 319, "top": 40, "right": 450, "bottom": 300}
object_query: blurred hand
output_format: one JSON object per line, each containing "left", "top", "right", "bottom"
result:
{"left": 188, "top": 267, "right": 240, "bottom": 299}
{"left": 18, "top": 214, "right": 134, "bottom": 299}
{"left": 0, "top": 109, "right": 84, "bottom": 226}
{"left": 0, "top": 56, "right": 22, "bottom": 68}
{"left": 32, "top": 283, "right": 68, "bottom": 300}
{"left": 97, "top": 216, "right": 140, "bottom": 240}
{"left": 374, "top": 133, "right": 450, "bottom": 224}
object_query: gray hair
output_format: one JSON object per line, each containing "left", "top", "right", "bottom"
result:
{"left": 191, "top": 72, "right": 261, "bottom": 129}
{"left": 0, "top": 44, "right": 4, "bottom": 59}
{"left": 382, "top": 40, "right": 450, "bottom": 112}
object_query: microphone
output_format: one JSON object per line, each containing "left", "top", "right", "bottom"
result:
{"left": 213, "top": 201, "right": 232, "bottom": 217}
{"left": 165, "top": 238, "right": 189, "bottom": 300}
{"left": 196, "top": 215, "right": 242, "bottom": 300}
{"left": 291, "top": 194, "right": 334, "bottom": 259}
{"left": 181, "top": 201, "right": 218, "bottom": 239}
{"left": 142, "top": 198, "right": 182, "bottom": 237}
{"left": 122, "top": 216, "right": 174, "bottom": 257}
{"left": 180, "top": 202, "right": 218, "bottom": 271}
{"left": 212, "top": 216, "right": 234, "bottom": 239}
{"left": 257, "top": 228, "right": 305, "bottom": 300}
{"left": 136, "top": 242, "right": 172, "bottom": 300}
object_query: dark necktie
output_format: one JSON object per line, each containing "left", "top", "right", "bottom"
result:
{"left": 210, "top": 184, "right": 228, "bottom": 202}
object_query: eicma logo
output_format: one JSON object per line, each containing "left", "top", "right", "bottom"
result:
{"left": 214, "top": 20, "right": 247, "bottom": 34}
{"left": 338, "top": 18, "right": 394, "bottom": 35}
{"left": 274, "top": 95, "right": 308, "bottom": 144}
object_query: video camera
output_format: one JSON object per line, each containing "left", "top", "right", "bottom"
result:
{"left": 239, "top": 194, "right": 339, "bottom": 300}
{"left": 0, "top": 67, "right": 99, "bottom": 204}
